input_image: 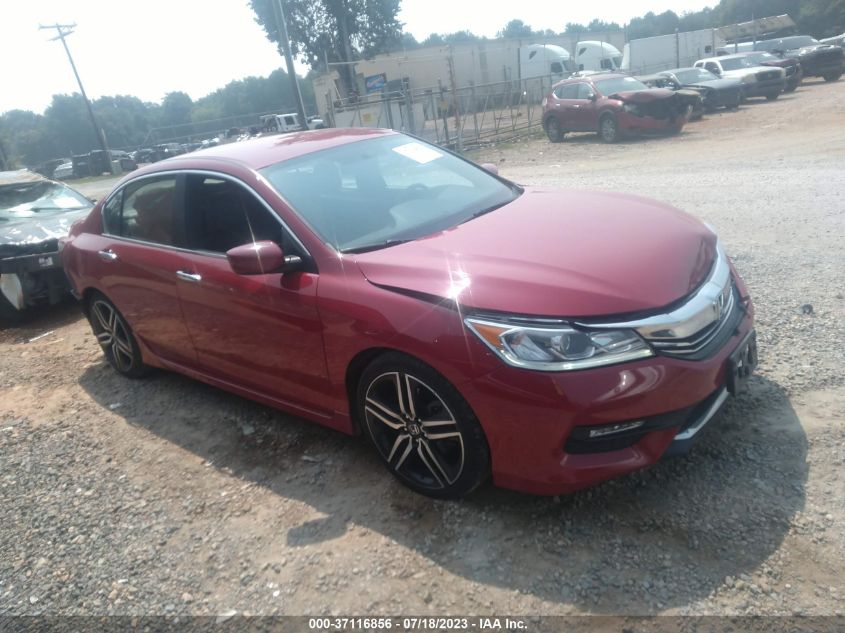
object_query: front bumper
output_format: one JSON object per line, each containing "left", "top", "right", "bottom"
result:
{"left": 741, "top": 78, "right": 786, "bottom": 98}
{"left": 0, "top": 250, "right": 69, "bottom": 309}
{"left": 616, "top": 110, "right": 685, "bottom": 136}
{"left": 460, "top": 302, "right": 755, "bottom": 496}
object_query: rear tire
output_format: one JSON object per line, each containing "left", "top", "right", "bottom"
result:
{"left": 87, "top": 292, "right": 150, "bottom": 378}
{"left": 544, "top": 117, "right": 564, "bottom": 142}
{"left": 765, "top": 93, "right": 780, "bottom": 101}
{"left": 357, "top": 352, "right": 490, "bottom": 499}
{"left": 823, "top": 72, "right": 842, "bottom": 82}
{"left": 0, "top": 293, "right": 27, "bottom": 325}
{"left": 599, "top": 114, "right": 619, "bottom": 143}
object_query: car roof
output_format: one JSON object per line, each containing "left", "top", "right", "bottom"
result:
{"left": 662, "top": 67, "right": 699, "bottom": 74}
{"left": 153, "top": 128, "right": 398, "bottom": 171}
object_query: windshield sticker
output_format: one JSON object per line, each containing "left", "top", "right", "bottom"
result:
{"left": 392, "top": 142, "right": 443, "bottom": 164}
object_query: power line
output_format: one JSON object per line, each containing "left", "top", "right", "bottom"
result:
{"left": 39, "top": 22, "right": 112, "bottom": 171}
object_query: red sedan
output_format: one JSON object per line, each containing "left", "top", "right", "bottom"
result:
{"left": 61, "top": 129, "right": 756, "bottom": 498}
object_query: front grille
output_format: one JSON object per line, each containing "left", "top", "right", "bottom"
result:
{"left": 647, "top": 284, "right": 744, "bottom": 361}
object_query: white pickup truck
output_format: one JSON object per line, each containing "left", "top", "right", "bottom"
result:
{"left": 694, "top": 55, "right": 785, "bottom": 101}
{"left": 260, "top": 113, "right": 326, "bottom": 134}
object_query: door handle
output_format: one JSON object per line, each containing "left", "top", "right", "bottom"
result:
{"left": 176, "top": 270, "right": 202, "bottom": 283}
{"left": 98, "top": 249, "right": 118, "bottom": 261}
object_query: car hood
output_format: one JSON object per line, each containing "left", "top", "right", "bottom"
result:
{"left": 683, "top": 77, "right": 742, "bottom": 90}
{"left": 353, "top": 188, "right": 717, "bottom": 318}
{"left": 608, "top": 88, "right": 676, "bottom": 103}
{"left": 722, "top": 65, "right": 778, "bottom": 77}
{"left": 0, "top": 208, "right": 91, "bottom": 249}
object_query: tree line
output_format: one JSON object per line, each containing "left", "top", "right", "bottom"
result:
{"left": 0, "top": 69, "right": 316, "bottom": 168}
{"left": 3, "top": 0, "right": 843, "bottom": 168}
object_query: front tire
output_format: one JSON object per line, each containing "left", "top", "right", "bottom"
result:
{"left": 544, "top": 117, "right": 564, "bottom": 142}
{"left": 357, "top": 353, "right": 490, "bottom": 499}
{"left": 87, "top": 293, "right": 150, "bottom": 378}
{"left": 765, "top": 92, "right": 780, "bottom": 101}
{"left": 599, "top": 114, "right": 619, "bottom": 143}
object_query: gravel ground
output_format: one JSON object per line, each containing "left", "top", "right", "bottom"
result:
{"left": 1, "top": 78, "right": 844, "bottom": 619}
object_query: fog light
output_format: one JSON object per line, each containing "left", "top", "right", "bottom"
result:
{"left": 588, "top": 420, "right": 645, "bottom": 438}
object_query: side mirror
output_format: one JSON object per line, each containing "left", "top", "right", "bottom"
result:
{"left": 588, "top": 92, "right": 597, "bottom": 101}
{"left": 226, "top": 240, "right": 292, "bottom": 275}
{"left": 480, "top": 162, "right": 499, "bottom": 175}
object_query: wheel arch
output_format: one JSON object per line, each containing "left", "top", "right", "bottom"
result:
{"left": 345, "top": 346, "right": 399, "bottom": 434}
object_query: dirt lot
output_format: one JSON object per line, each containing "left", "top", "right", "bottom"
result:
{"left": 2, "top": 79, "right": 844, "bottom": 618}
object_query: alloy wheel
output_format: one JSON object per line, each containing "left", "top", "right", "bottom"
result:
{"left": 364, "top": 371, "right": 465, "bottom": 491}
{"left": 91, "top": 299, "right": 135, "bottom": 373}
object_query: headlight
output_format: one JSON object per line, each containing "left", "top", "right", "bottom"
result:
{"left": 622, "top": 103, "right": 640, "bottom": 115}
{"left": 742, "top": 74, "right": 757, "bottom": 84}
{"left": 465, "top": 318, "right": 654, "bottom": 371}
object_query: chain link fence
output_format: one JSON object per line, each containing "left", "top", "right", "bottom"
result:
{"left": 323, "top": 75, "right": 557, "bottom": 151}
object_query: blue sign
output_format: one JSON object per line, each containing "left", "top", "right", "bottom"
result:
{"left": 365, "top": 73, "right": 387, "bottom": 93}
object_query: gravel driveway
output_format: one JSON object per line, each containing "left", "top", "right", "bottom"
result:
{"left": 1, "top": 78, "right": 843, "bottom": 619}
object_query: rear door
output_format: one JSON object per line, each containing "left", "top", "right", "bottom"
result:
{"left": 175, "top": 173, "right": 331, "bottom": 413}
{"left": 92, "top": 174, "right": 197, "bottom": 367}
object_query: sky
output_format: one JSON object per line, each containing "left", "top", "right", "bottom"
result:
{"left": 0, "top": 0, "right": 714, "bottom": 116}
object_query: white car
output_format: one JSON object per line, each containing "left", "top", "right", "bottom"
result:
{"left": 694, "top": 55, "right": 785, "bottom": 101}
{"left": 52, "top": 162, "right": 73, "bottom": 180}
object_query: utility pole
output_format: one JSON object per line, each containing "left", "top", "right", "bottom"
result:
{"left": 271, "top": 0, "right": 309, "bottom": 131}
{"left": 39, "top": 23, "right": 112, "bottom": 172}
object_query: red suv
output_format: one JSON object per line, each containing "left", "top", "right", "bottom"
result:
{"left": 61, "top": 129, "right": 756, "bottom": 498}
{"left": 542, "top": 73, "right": 690, "bottom": 143}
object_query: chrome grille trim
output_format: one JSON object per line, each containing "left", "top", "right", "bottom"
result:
{"left": 579, "top": 241, "right": 732, "bottom": 342}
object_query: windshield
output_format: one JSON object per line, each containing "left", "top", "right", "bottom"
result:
{"left": 673, "top": 68, "right": 719, "bottom": 83}
{"left": 0, "top": 180, "right": 92, "bottom": 222}
{"left": 746, "top": 52, "right": 779, "bottom": 63}
{"left": 782, "top": 36, "right": 818, "bottom": 49}
{"left": 260, "top": 135, "right": 520, "bottom": 253}
{"left": 594, "top": 76, "right": 649, "bottom": 95}
{"left": 719, "top": 57, "right": 755, "bottom": 71}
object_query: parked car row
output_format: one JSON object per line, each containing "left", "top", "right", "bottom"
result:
{"left": 542, "top": 32, "right": 843, "bottom": 144}
{"left": 721, "top": 35, "right": 844, "bottom": 82}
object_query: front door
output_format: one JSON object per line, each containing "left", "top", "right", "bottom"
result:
{"left": 175, "top": 173, "right": 331, "bottom": 413}
{"left": 571, "top": 82, "right": 600, "bottom": 131}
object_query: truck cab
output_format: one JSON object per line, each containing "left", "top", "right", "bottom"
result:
{"left": 260, "top": 113, "right": 326, "bottom": 134}
{"left": 519, "top": 44, "right": 575, "bottom": 79}
{"left": 574, "top": 41, "right": 623, "bottom": 72}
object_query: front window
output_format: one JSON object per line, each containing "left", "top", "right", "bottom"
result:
{"left": 0, "top": 179, "right": 91, "bottom": 222}
{"left": 593, "top": 76, "right": 649, "bottom": 95}
{"left": 260, "top": 135, "right": 520, "bottom": 253}
{"left": 781, "top": 36, "right": 818, "bottom": 49}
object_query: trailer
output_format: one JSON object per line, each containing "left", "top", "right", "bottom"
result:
{"left": 621, "top": 29, "right": 726, "bottom": 75}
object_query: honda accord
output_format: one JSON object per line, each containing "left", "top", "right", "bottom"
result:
{"left": 61, "top": 129, "right": 756, "bottom": 498}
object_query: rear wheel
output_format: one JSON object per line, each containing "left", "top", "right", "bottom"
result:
{"left": 823, "top": 72, "right": 842, "bottom": 82}
{"left": 599, "top": 114, "right": 619, "bottom": 143}
{"left": 544, "top": 117, "right": 564, "bottom": 142}
{"left": 87, "top": 293, "right": 150, "bottom": 378}
{"left": 0, "top": 293, "right": 27, "bottom": 325}
{"left": 765, "top": 92, "right": 780, "bottom": 101}
{"left": 357, "top": 353, "right": 490, "bottom": 499}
